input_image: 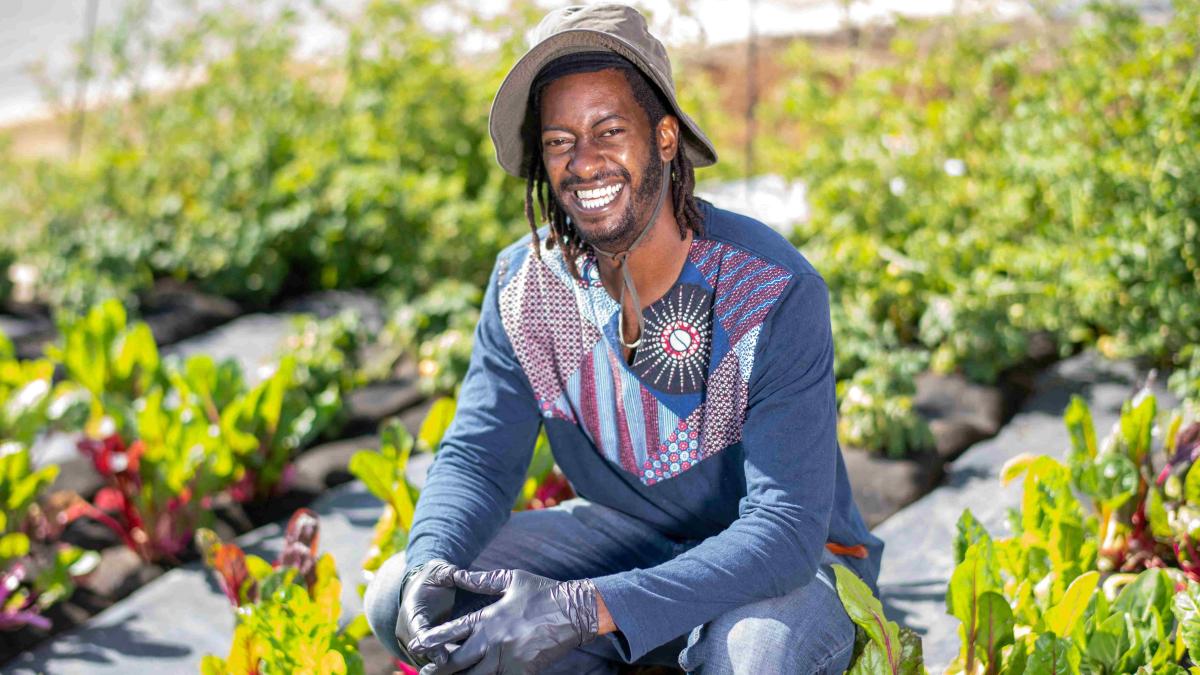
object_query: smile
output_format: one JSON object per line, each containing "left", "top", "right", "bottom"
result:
{"left": 573, "top": 183, "right": 624, "bottom": 210}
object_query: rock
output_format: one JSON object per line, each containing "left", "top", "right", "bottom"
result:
{"left": 915, "top": 372, "right": 1007, "bottom": 436}
{"left": 926, "top": 418, "right": 988, "bottom": 462}
{"left": 843, "top": 447, "right": 942, "bottom": 528}
{"left": 60, "top": 514, "right": 122, "bottom": 552}
{"left": 343, "top": 379, "right": 423, "bottom": 434}
{"left": 291, "top": 435, "right": 379, "bottom": 493}
{"left": 78, "top": 547, "right": 164, "bottom": 602}
{"left": 279, "top": 290, "right": 386, "bottom": 336}
{"left": 0, "top": 313, "right": 55, "bottom": 360}
{"left": 162, "top": 314, "right": 296, "bottom": 385}
{"left": 914, "top": 371, "right": 1012, "bottom": 462}
{"left": 139, "top": 280, "right": 241, "bottom": 347}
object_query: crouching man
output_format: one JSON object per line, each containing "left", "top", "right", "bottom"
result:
{"left": 365, "top": 4, "right": 884, "bottom": 673}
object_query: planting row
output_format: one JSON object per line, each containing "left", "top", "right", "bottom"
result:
{"left": 0, "top": 298, "right": 374, "bottom": 660}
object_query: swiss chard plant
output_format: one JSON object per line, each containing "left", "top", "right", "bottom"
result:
{"left": 0, "top": 442, "right": 100, "bottom": 630}
{"left": 46, "top": 299, "right": 163, "bottom": 433}
{"left": 942, "top": 387, "right": 1200, "bottom": 673}
{"left": 197, "top": 508, "right": 372, "bottom": 674}
{"left": 351, "top": 396, "right": 574, "bottom": 580}
{"left": 0, "top": 331, "right": 90, "bottom": 445}
{"left": 349, "top": 418, "right": 420, "bottom": 579}
{"left": 221, "top": 354, "right": 341, "bottom": 502}
{"left": 833, "top": 564, "right": 924, "bottom": 674}
{"left": 68, "top": 353, "right": 245, "bottom": 562}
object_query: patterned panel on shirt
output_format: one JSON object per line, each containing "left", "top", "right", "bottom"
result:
{"left": 498, "top": 237, "right": 794, "bottom": 487}
{"left": 628, "top": 283, "right": 713, "bottom": 395}
{"left": 711, "top": 248, "right": 793, "bottom": 345}
{"left": 498, "top": 246, "right": 602, "bottom": 419}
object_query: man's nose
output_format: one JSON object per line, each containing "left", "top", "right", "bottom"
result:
{"left": 567, "top": 137, "right": 604, "bottom": 179}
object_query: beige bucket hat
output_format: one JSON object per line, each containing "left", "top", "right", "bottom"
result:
{"left": 488, "top": 3, "right": 719, "bottom": 179}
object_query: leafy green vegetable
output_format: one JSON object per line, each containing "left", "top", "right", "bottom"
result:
{"left": 834, "top": 564, "right": 924, "bottom": 675}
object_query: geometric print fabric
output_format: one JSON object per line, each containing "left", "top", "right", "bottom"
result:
{"left": 498, "top": 236, "right": 792, "bottom": 486}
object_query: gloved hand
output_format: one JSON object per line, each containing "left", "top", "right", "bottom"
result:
{"left": 407, "top": 568, "right": 600, "bottom": 675}
{"left": 396, "top": 559, "right": 460, "bottom": 668}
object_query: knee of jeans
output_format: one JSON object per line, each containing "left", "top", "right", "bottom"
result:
{"left": 723, "top": 615, "right": 853, "bottom": 674}
{"left": 363, "top": 552, "right": 408, "bottom": 659}
{"left": 682, "top": 596, "right": 856, "bottom": 674}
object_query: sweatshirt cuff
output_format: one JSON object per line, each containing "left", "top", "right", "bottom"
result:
{"left": 592, "top": 571, "right": 662, "bottom": 663}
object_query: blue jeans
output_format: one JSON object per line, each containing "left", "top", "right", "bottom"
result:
{"left": 364, "top": 498, "right": 857, "bottom": 674}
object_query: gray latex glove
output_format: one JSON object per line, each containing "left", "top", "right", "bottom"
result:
{"left": 396, "top": 559, "right": 459, "bottom": 668}
{"left": 408, "top": 568, "right": 600, "bottom": 675}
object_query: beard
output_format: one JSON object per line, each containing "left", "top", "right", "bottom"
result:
{"left": 556, "top": 147, "right": 664, "bottom": 252}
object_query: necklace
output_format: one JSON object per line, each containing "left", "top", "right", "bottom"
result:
{"left": 590, "top": 159, "right": 672, "bottom": 349}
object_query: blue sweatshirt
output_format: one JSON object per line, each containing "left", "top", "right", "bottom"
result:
{"left": 403, "top": 200, "right": 884, "bottom": 662}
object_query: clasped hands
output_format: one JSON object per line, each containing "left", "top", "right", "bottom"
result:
{"left": 396, "top": 559, "right": 600, "bottom": 675}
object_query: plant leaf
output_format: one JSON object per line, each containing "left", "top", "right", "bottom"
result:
{"left": 833, "top": 564, "right": 902, "bottom": 673}
{"left": 1045, "top": 571, "right": 1099, "bottom": 636}
{"left": 417, "top": 397, "right": 456, "bottom": 453}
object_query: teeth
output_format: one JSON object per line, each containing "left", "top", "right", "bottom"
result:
{"left": 575, "top": 183, "right": 622, "bottom": 209}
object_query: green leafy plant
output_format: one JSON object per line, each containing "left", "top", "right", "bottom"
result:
{"left": 45, "top": 299, "right": 162, "bottom": 433}
{"left": 222, "top": 354, "right": 341, "bottom": 502}
{"left": 381, "top": 281, "right": 482, "bottom": 396}
{"left": 0, "top": 442, "right": 99, "bottom": 630}
{"left": 941, "top": 388, "right": 1200, "bottom": 673}
{"left": 197, "top": 508, "right": 372, "bottom": 674}
{"left": 349, "top": 419, "right": 419, "bottom": 578}
{"left": 833, "top": 564, "right": 924, "bottom": 674}
{"left": 836, "top": 349, "right": 934, "bottom": 457}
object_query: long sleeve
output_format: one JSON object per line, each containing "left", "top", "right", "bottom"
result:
{"left": 402, "top": 256, "right": 543, "bottom": 571}
{"left": 591, "top": 272, "right": 840, "bottom": 662}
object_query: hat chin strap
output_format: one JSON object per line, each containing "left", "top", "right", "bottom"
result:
{"left": 590, "top": 159, "right": 672, "bottom": 350}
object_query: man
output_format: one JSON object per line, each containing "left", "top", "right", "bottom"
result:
{"left": 364, "top": 4, "right": 884, "bottom": 674}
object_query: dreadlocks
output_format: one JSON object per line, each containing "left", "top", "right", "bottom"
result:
{"left": 520, "top": 53, "right": 706, "bottom": 280}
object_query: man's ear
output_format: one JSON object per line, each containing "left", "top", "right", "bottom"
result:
{"left": 656, "top": 114, "right": 680, "bottom": 163}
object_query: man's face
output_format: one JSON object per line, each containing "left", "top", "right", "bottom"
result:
{"left": 539, "top": 68, "right": 670, "bottom": 251}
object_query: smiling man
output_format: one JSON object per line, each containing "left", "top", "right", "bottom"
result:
{"left": 364, "top": 4, "right": 883, "bottom": 674}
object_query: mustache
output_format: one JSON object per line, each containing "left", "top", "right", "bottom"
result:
{"left": 558, "top": 167, "right": 632, "bottom": 193}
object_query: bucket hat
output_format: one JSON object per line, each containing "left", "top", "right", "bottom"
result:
{"left": 489, "top": 3, "right": 719, "bottom": 178}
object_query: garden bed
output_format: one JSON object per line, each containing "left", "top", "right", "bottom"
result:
{"left": 846, "top": 334, "right": 1057, "bottom": 527}
{"left": 0, "top": 289, "right": 426, "bottom": 668}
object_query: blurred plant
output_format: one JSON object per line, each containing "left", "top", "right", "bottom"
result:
{"left": 197, "top": 508, "right": 372, "bottom": 674}
{"left": 349, "top": 418, "right": 419, "bottom": 579}
{"left": 0, "top": 442, "right": 100, "bottom": 631}
{"left": 0, "top": 331, "right": 89, "bottom": 447}
{"left": 1169, "top": 345, "right": 1200, "bottom": 408}
{"left": 222, "top": 354, "right": 341, "bottom": 502}
{"left": 836, "top": 350, "right": 934, "bottom": 457}
{"left": 45, "top": 299, "right": 162, "bottom": 433}
{"left": 381, "top": 281, "right": 482, "bottom": 396}
{"left": 764, "top": 1, "right": 1200, "bottom": 382}
{"left": 2, "top": 0, "right": 534, "bottom": 314}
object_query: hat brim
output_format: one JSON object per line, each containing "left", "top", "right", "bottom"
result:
{"left": 489, "top": 29, "right": 718, "bottom": 179}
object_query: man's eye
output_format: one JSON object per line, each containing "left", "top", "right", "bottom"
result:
{"left": 544, "top": 138, "right": 569, "bottom": 148}
{"left": 601, "top": 128, "right": 624, "bottom": 137}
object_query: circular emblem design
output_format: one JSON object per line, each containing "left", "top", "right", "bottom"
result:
{"left": 630, "top": 283, "right": 712, "bottom": 394}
